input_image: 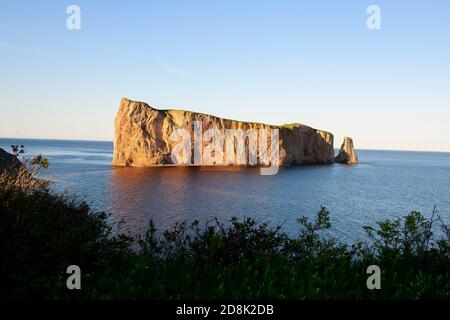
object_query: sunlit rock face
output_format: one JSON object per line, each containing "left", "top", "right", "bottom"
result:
{"left": 335, "top": 137, "right": 359, "bottom": 164}
{"left": 112, "top": 98, "right": 335, "bottom": 167}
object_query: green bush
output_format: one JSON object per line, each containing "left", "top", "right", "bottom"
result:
{"left": 0, "top": 168, "right": 449, "bottom": 299}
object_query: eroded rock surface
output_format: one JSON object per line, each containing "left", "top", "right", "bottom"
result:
{"left": 113, "top": 98, "right": 335, "bottom": 167}
{"left": 335, "top": 137, "right": 358, "bottom": 164}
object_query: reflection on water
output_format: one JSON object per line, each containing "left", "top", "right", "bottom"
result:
{"left": 1, "top": 138, "right": 449, "bottom": 242}
{"left": 110, "top": 166, "right": 265, "bottom": 234}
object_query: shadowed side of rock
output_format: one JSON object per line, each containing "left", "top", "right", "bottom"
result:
{"left": 113, "top": 98, "right": 335, "bottom": 167}
{"left": 335, "top": 137, "right": 358, "bottom": 164}
{"left": 0, "top": 148, "right": 22, "bottom": 174}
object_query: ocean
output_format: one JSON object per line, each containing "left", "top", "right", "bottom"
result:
{"left": 1, "top": 138, "right": 449, "bottom": 242}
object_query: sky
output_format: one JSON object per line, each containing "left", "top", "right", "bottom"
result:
{"left": 0, "top": 0, "right": 449, "bottom": 151}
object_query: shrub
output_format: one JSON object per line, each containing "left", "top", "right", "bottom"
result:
{"left": 0, "top": 161, "right": 449, "bottom": 299}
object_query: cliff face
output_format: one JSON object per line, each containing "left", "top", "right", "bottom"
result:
{"left": 113, "top": 98, "right": 335, "bottom": 167}
{"left": 0, "top": 148, "right": 22, "bottom": 174}
{"left": 335, "top": 137, "right": 359, "bottom": 164}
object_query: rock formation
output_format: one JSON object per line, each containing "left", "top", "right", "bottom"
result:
{"left": 0, "top": 148, "right": 22, "bottom": 174}
{"left": 113, "top": 98, "right": 335, "bottom": 167}
{"left": 335, "top": 137, "right": 358, "bottom": 164}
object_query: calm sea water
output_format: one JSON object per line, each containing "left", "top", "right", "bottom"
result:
{"left": 1, "top": 138, "right": 449, "bottom": 242}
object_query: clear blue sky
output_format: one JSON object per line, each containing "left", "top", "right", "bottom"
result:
{"left": 1, "top": 1, "right": 449, "bottom": 151}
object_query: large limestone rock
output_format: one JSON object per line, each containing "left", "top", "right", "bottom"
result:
{"left": 113, "top": 98, "right": 335, "bottom": 167}
{"left": 335, "top": 137, "right": 358, "bottom": 164}
{"left": 0, "top": 148, "right": 22, "bottom": 174}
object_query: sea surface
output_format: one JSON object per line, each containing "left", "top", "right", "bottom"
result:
{"left": 1, "top": 138, "right": 449, "bottom": 242}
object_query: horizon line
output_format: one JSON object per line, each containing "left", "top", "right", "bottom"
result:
{"left": 1, "top": 136, "right": 449, "bottom": 154}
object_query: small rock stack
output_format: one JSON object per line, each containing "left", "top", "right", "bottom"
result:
{"left": 335, "top": 137, "right": 359, "bottom": 164}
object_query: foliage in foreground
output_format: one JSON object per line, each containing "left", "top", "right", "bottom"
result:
{"left": 0, "top": 167, "right": 449, "bottom": 299}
